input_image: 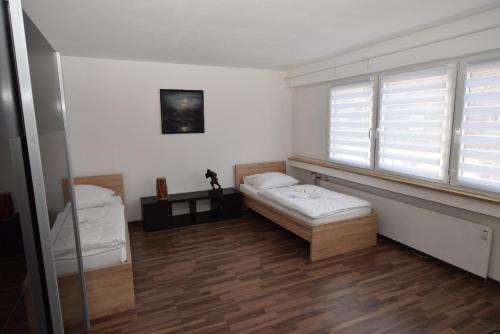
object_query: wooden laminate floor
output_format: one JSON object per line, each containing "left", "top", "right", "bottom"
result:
{"left": 91, "top": 212, "right": 500, "bottom": 334}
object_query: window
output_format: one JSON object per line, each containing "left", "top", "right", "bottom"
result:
{"left": 325, "top": 55, "right": 500, "bottom": 197}
{"left": 329, "top": 79, "right": 375, "bottom": 168}
{"left": 455, "top": 59, "right": 500, "bottom": 193}
{"left": 377, "top": 66, "right": 455, "bottom": 181}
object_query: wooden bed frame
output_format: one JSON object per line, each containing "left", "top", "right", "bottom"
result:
{"left": 235, "top": 162, "right": 378, "bottom": 262}
{"left": 59, "top": 174, "right": 135, "bottom": 323}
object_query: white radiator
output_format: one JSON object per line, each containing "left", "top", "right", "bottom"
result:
{"left": 320, "top": 180, "right": 493, "bottom": 278}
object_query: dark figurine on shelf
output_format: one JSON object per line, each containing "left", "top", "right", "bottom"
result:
{"left": 205, "top": 169, "right": 222, "bottom": 191}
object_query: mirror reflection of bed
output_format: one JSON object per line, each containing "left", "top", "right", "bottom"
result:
{"left": 55, "top": 174, "right": 135, "bottom": 324}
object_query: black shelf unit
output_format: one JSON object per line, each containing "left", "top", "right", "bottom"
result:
{"left": 141, "top": 188, "right": 242, "bottom": 231}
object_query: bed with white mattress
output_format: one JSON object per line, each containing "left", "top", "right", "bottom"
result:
{"left": 51, "top": 196, "right": 127, "bottom": 276}
{"left": 240, "top": 184, "right": 372, "bottom": 226}
{"left": 57, "top": 174, "right": 135, "bottom": 322}
{"left": 235, "top": 162, "right": 378, "bottom": 262}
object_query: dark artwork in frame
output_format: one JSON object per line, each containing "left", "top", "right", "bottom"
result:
{"left": 160, "top": 89, "right": 205, "bottom": 134}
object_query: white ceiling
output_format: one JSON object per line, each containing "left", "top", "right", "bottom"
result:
{"left": 23, "top": 0, "right": 500, "bottom": 70}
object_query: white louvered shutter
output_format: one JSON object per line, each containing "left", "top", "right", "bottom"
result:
{"left": 377, "top": 66, "right": 455, "bottom": 181}
{"left": 456, "top": 60, "right": 500, "bottom": 193}
{"left": 329, "top": 80, "right": 375, "bottom": 168}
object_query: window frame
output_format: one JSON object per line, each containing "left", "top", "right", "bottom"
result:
{"left": 449, "top": 53, "right": 500, "bottom": 194}
{"left": 327, "top": 75, "right": 378, "bottom": 170}
{"left": 323, "top": 51, "right": 500, "bottom": 199}
{"left": 374, "top": 62, "right": 458, "bottom": 183}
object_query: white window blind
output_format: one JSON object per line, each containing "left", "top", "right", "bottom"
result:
{"left": 329, "top": 80, "right": 375, "bottom": 168}
{"left": 377, "top": 66, "right": 454, "bottom": 181}
{"left": 456, "top": 60, "right": 500, "bottom": 193}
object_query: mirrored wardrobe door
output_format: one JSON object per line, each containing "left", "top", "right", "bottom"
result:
{"left": 1, "top": 0, "right": 52, "bottom": 332}
{"left": 23, "top": 12, "right": 89, "bottom": 333}
{"left": 6, "top": 0, "right": 89, "bottom": 332}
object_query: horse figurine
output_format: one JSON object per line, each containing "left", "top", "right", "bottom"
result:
{"left": 205, "top": 169, "right": 222, "bottom": 190}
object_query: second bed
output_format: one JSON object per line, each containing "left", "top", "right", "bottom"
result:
{"left": 235, "top": 161, "right": 378, "bottom": 262}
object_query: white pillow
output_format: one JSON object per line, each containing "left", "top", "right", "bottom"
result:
{"left": 243, "top": 172, "right": 299, "bottom": 190}
{"left": 74, "top": 185, "right": 115, "bottom": 210}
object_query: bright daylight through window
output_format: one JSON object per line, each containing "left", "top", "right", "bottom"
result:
{"left": 328, "top": 56, "right": 500, "bottom": 195}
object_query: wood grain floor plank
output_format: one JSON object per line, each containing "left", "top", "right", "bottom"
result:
{"left": 91, "top": 212, "right": 500, "bottom": 334}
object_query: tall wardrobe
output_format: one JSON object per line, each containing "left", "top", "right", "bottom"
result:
{"left": 0, "top": 0, "right": 88, "bottom": 332}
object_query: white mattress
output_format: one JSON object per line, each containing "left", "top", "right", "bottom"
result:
{"left": 240, "top": 184, "right": 371, "bottom": 226}
{"left": 51, "top": 196, "right": 127, "bottom": 276}
{"left": 54, "top": 245, "right": 126, "bottom": 276}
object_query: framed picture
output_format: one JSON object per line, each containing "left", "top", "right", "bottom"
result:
{"left": 160, "top": 89, "right": 204, "bottom": 134}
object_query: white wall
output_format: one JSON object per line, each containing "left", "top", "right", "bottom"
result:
{"left": 61, "top": 56, "right": 291, "bottom": 221}
{"left": 288, "top": 7, "right": 500, "bottom": 280}
{"left": 285, "top": 6, "right": 500, "bottom": 86}
{"left": 292, "top": 83, "right": 329, "bottom": 160}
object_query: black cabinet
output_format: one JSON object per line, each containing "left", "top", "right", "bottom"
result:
{"left": 210, "top": 193, "right": 241, "bottom": 220}
{"left": 141, "top": 188, "right": 242, "bottom": 231}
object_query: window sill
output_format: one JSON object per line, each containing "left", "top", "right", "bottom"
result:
{"left": 288, "top": 155, "right": 500, "bottom": 205}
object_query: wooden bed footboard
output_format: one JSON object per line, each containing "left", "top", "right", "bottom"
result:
{"left": 309, "top": 213, "right": 378, "bottom": 261}
{"left": 57, "top": 222, "right": 135, "bottom": 323}
{"left": 24, "top": 202, "right": 135, "bottom": 329}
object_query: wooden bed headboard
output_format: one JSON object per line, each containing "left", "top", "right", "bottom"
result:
{"left": 62, "top": 174, "right": 125, "bottom": 203}
{"left": 234, "top": 161, "right": 286, "bottom": 190}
